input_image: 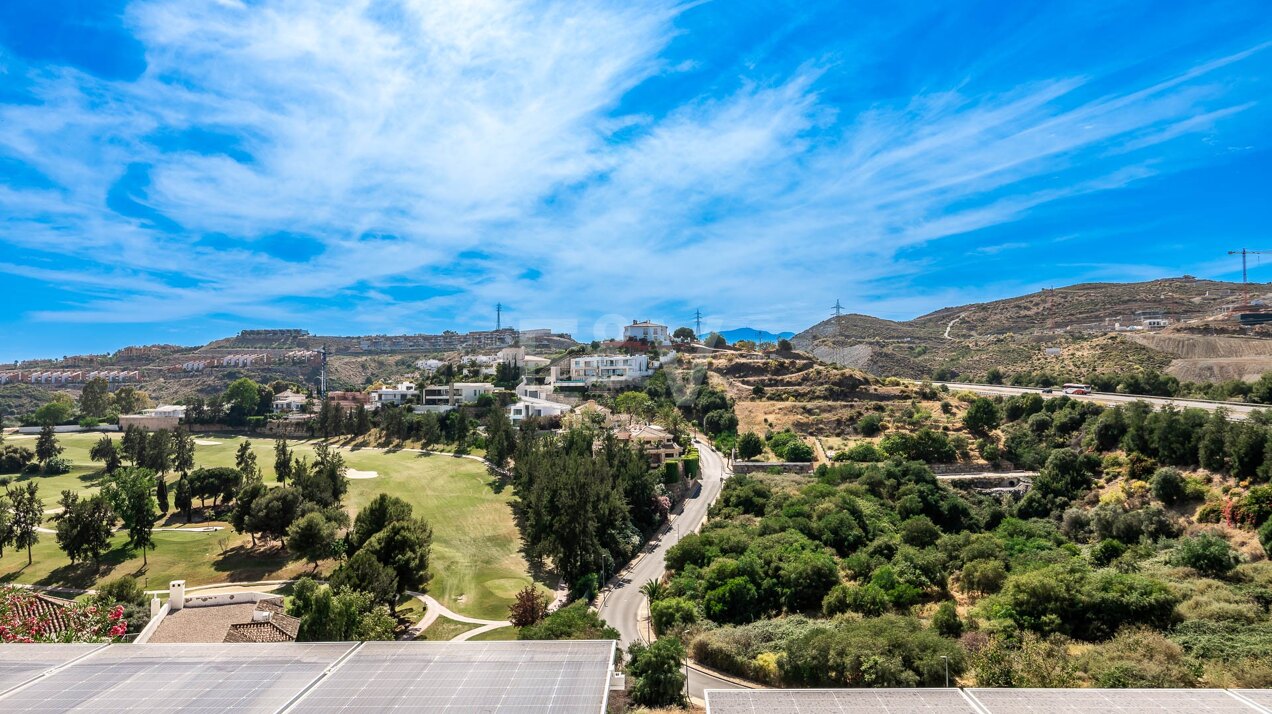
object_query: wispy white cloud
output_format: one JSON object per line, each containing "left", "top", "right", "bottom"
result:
{"left": 0, "top": 0, "right": 1266, "bottom": 336}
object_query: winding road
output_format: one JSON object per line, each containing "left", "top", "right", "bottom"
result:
{"left": 933, "top": 381, "right": 1264, "bottom": 420}
{"left": 595, "top": 437, "right": 749, "bottom": 699}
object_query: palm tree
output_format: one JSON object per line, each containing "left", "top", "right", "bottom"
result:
{"left": 640, "top": 578, "right": 666, "bottom": 602}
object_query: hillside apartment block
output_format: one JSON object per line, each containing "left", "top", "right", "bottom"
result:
{"left": 417, "top": 382, "right": 496, "bottom": 413}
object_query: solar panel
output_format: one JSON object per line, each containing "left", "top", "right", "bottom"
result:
{"left": 290, "top": 640, "right": 615, "bottom": 713}
{"left": 0, "top": 644, "right": 103, "bottom": 695}
{"left": 0, "top": 642, "right": 353, "bottom": 714}
{"left": 705, "top": 688, "right": 983, "bottom": 714}
{"left": 1231, "top": 690, "right": 1272, "bottom": 710}
{"left": 967, "top": 688, "right": 1262, "bottom": 713}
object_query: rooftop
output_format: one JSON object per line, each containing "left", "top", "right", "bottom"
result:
{"left": 705, "top": 688, "right": 1272, "bottom": 714}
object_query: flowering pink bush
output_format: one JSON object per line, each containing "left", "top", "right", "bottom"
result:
{"left": 0, "top": 586, "right": 128, "bottom": 643}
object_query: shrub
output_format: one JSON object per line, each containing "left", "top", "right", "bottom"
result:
{"left": 856, "top": 413, "right": 884, "bottom": 437}
{"left": 1151, "top": 467, "right": 1186, "bottom": 505}
{"left": 931, "top": 600, "right": 964, "bottom": 638}
{"left": 650, "top": 597, "right": 698, "bottom": 635}
{"left": 1089, "top": 539, "right": 1128, "bottom": 567}
{"left": 961, "top": 559, "right": 1007, "bottom": 595}
{"left": 1170, "top": 533, "right": 1240, "bottom": 577}
{"left": 42, "top": 456, "right": 73, "bottom": 475}
{"left": 822, "top": 583, "right": 888, "bottom": 617}
{"left": 0, "top": 445, "right": 36, "bottom": 474}
{"left": 1079, "top": 628, "right": 1198, "bottom": 688}
{"left": 835, "top": 442, "right": 884, "bottom": 463}
{"left": 780, "top": 615, "right": 966, "bottom": 687}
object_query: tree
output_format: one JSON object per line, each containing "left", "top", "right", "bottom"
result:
{"left": 288, "top": 578, "right": 396, "bottom": 642}
{"left": 103, "top": 467, "right": 160, "bottom": 566}
{"left": 783, "top": 440, "right": 814, "bottom": 462}
{"left": 79, "top": 377, "right": 111, "bottom": 419}
{"left": 363, "top": 517, "right": 433, "bottom": 603}
{"left": 155, "top": 475, "right": 169, "bottom": 515}
{"left": 484, "top": 408, "right": 517, "bottom": 469}
{"left": 111, "top": 386, "right": 150, "bottom": 415}
{"left": 120, "top": 425, "right": 146, "bottom": 465}
{"left": 287, "top": 512, "right": 341, "bottom": 569}
{"left": 224, "top": 377, "right": 262, "bottom": 418}
{"left": 0, "top": 493, "right": 12, "bottom": 558}
{"left": 143, "top": 429, "right": 172, "bottom": 475}
{"left": 8, "top": 482, "right": 42, "bottom": 565}
{"left": 777, "top": 338, "right": 793, "bottom": 352}
{"left": 298, "top": 443, "right": 347, "bottom": 507}
{"left": 245, "top": 487, "right": 304, "bottom": 542}
{"left": 174, "top": 475, "right": 193, "bottom": 524}
{"left": 626, "top": 637, "right": 687, "bottom": 708}
{"left": 234, "top": 440, "right": 259, "bottom": 481}
{"left": 351, "top": 493, "right": 414, "bottom": 551}
{"left": 274, "top": 438, "right": 293, "bottom": 485}
{"left": 89, "top": 436, "right": 122, "bottom": 474}
{"left": 354, "top": 404, "right": 371, "bottom": 436}
{"left": 33, "top": 395, "right": 74, "bottom": 426}
{"left": 703, "top": 409, "right": 738, "bottom": 436}
{"left": 963, "top": 398, "right": 1001, "bottom": 435}
{"left": 704, "top": 333, "right": 726, "bottom": 349}
{"left": 509, "top": 585, "right": 551, "bottom": 627}
{"left": 54, "top": 490, "right": 115, "bottom": 565}
{"left": 172, "top": 430, "right": 196, "bottom": 475}
{"left": 329, "top": 550, "right": 398, "bottom": 606}
{"left": 35, "top": 424, "right": 62, "bottom": 466}
{"left": 615, "top": 391, "right": 654, "bottom": 419}
{"left": 672, "top": 327, "right": 696, "bottom": 343}
{"left": 736, "top": 432, "right": 764, "bottom": 460}
{"left": 231, "top": 480, "right": 267, "bottom": 546}
{"left": 1170, "top": 533, "right": 1239, "bottom": 577}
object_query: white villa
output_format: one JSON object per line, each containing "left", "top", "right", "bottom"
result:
{"left": 370, "top": 382, "right": 418, "bottom": 407}
{"left": 413, "top": 382, "right": 496, "bottom": 413}
{"left": 508, "top": 396, "right": 571, "bottom": 424}
{"left": 623, "top": 320, "right": 670, "bottom": 345}
{"left": 272, "top": 390, "right": 308, "bottom": 413}
{"left": 551, "top": 354, "right": 652, "bottom": 386}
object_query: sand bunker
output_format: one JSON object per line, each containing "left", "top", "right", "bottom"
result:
{"left": 194, "top": 439, "right": 222, "bottom": 446}
{"left": 346, "top": 469, "right": 379, "bottom": 479}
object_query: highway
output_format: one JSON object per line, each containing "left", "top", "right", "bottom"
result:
{"left": 595, "top": 436, "right": 749, "bottom": 699}
{"left": 933, "top": 381, "right": 1265, "bottom": 421}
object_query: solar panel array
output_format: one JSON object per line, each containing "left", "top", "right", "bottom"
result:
{"left": 0, "top": 640, "right": 615, "bottom": 714}
{"left": 706, "top": 688, "right": 1272, "bottom": 714}
{"left": 968, "top": 687, "right": 1262, "bottom": 713}
{"left": 291, "top": 640, "right": 614, "bottom": 713}
{"left": 0, "top": 643, "right": 353, "bottom": 714}
{"left": 0, "top": 644, "right": 103, "bottom": 696}
{"left": 705, "top": 687, "right": 982, "bottom": 713}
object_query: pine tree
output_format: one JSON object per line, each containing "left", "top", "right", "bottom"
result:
{"left": 235, "top": 440, "right": 259, "bottom": 481}
{"left": 274, "top": 438, "right": 292, "bottom": 485}
{"left": 156, "top": 475, "right": 170, "bottom": 514}
{"left": 172, "top": 430, "right": 196, "bottom": 475}
{"left": 35, "top": 424, "right": 62, "bottom": 466}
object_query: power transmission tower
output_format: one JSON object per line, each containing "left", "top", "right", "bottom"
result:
{"left": 832, "top": 299, "right": 844, "bottom": 317}
{"left": 1228, "top": 249, "right": 1269, "bottom": 309}
{"left": 496, "top": 303, "right": 503, "bottom": 330}
{"left": 693, "top": 308, "right": 703, "bottom": 337}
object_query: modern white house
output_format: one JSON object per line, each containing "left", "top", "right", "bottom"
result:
{"left": 623, "top": 320, "right": 670, "bottom": 345}
{"left": 412, "top": 382, "right": 496, "bottom": 413}
{"left": 370, "top": 382, "right": 418, "bottom": 407}
{"left": 551, "top": 354, "right": 652, "bottom": 386}
{"left": 415, "top": 358, "right": 446, "bottom": 373}
{"left": 144, "top": 405, "right": 187, "bottom": 419}
{"left": 508, "top": 396, "right": 572, "bottom": 424}
{"left": 272, "top": 390, "right": 309, "bottom": 413}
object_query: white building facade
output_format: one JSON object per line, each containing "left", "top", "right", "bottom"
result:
{"left": 623, "top": 321, "right": 670, "bottom": 345}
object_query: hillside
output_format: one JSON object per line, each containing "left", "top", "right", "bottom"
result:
{"left": 791, "top": 277, "right": 1272, "bottom": 382}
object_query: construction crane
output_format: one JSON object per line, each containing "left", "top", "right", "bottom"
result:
{"left": 1228, "top": 249, "right": 1269, "bottom": 309}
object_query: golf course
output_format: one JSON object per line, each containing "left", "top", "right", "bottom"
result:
{"left": 0, "top": 432, "right": 535, "bottom": 620}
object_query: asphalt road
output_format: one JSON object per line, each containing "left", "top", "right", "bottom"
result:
{"left": 934, "top": 381, "right": 1263, "bottom": 420}
{"left": 596, "top": 436, "right": 746, "bottom": 698}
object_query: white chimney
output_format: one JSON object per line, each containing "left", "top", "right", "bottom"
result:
{"left": 169, "top": 580, "right": 186, "bottom": 611}
{"left": 150, "top": 595, "right": 162, "bottom": 619}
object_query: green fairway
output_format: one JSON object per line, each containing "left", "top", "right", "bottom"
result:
{"left": 0, "top": 432, "right": 534, "bottom": 619}
{"left": 417, "top": 615, "right": 480, "bottom": 641}
{"left": 466, "top": 625, "right": 520, "bottom": 641}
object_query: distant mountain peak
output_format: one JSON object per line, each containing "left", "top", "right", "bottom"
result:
{"left": 716, "top": 327, "right": 795, "bottom": 343}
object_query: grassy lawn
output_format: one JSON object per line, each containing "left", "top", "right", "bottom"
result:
{"left": 416, "top": 615, "right": 480, "bottom": 641}
{"left": 466, "top": 625, "right": 520, "bottom": 641}
{"left": 1, "top": 432, "right": 534, "bottom": 619}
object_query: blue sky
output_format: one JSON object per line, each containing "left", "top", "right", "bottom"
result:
{"left": 1, "top": 0, "right": 1270, "bottom": 361}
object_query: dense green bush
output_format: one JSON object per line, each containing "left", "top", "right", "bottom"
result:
{"left": 1170, "top": 533, "right": 1240, "bottom": 577}
{"left": 780, "top": 615, "right": 966, "bottom": 687}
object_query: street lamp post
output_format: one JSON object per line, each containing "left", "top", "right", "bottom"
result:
{"left": 941, "top": 655, "right": 949, "bottom": 687}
